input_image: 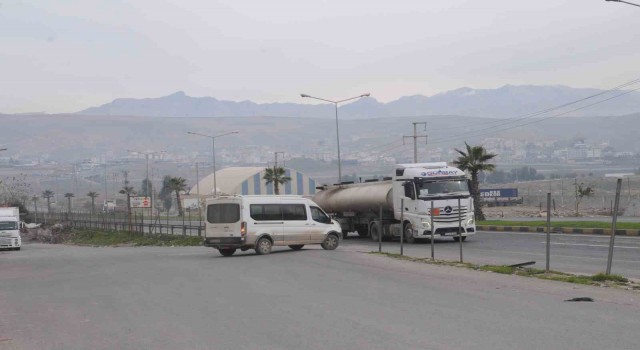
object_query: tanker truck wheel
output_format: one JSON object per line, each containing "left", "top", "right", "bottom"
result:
{"left": 370, "top": 223, "right": 381, "bottom": 242}
{"left": 356, "top": 225, "right": 368, "bottom": 237}
{"left": 403, "top": 222, "right": 415, "bottom": 244}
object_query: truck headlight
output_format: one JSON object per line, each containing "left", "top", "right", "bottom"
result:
{"left": 467, "top": 218, "right": 474, "bottom": 226}
{"left": 421, "top": 221, "right": 431, "bottom": 229}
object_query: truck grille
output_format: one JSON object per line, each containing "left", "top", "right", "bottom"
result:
{"left": 433, "top": 205, "right": 468, "bottom": 223}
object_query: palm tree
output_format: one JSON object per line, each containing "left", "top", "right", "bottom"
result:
{"left": 119, "top": 186, "right": 136, "bottom": 209}
{"left": 167, "top": 177, "right": 188, "bottom": 216}
{"left": 119, "top": 186, "right": 136, "bottom": 232}
{"left": 87, "top": 191, "right": 99, "bottom": 215}
{"left": 158, "top": 175, "right": 174, "bottom": 212}
{"left": 452, "top": 143, "right": 497, "bottom": 221}
{"left": 64, "top": 193, "right": 74, "bottom": 214}
{"left": 42, "top": 190, "right": 54, "bottom": 212}
{"left": 263, "top": 167, "right": 291, "bottom": 195}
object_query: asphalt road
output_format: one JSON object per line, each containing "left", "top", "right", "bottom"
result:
{"left": 342, "top": 231, "right": 640, "bottom": 280}
{"left": 1, "top": 243, "right": 639, "bottom": 350}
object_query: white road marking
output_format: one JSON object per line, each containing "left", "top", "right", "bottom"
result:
{"left": 542, "top": 242, "right": 640, "bottom": 249}
{"left": 483, "top": 230, "right": 639, "bottom": 242}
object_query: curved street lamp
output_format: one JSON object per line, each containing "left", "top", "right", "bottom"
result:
{"left": 300, "top": 93, "right": 370, "bottom": 183}
{"left": 605, "top": 0, "right": 640, "bottom": 7}
{"left": 127, "top": 149, "right": 165, "bottom": 213}
{"left": 187, "top": 131, "right": 239, "bottom": 196}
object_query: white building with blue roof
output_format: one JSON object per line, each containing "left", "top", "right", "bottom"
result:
{"left": 191, "top": 167, "right": 318, "bottom": 196}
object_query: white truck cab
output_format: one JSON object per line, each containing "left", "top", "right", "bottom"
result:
{"left": 0, "top": 207, "right": 22, "bottom": 250}
{"left": 203, "top": 195, "right": 342, "bottom": 256}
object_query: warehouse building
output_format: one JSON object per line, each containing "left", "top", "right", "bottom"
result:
{"left": 191, "top": 167, "right": 318, "bottom": 196}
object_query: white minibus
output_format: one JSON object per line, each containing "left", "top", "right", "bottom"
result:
{"left": 204, "top": 195, "right": 342, "bottom": 256}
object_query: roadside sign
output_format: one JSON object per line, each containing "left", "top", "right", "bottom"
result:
{"left": 131, "top": 196, "right": 151, "bottom": 208}
{"left": 480, "top": 188, "right": 518, "bottom": 199}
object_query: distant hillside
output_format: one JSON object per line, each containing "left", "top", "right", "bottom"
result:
{"left": 76, "top": 85, "right": 640, "bottom": 119}
{"left": 3, "top": 112, "right": 640, "bottom": 162}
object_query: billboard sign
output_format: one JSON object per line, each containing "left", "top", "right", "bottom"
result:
{"left": 480, "top": 188, "right": 518, "bottom": 199}
{"left": 131, "top": 196, "right": 151, "bottom": 208}
{"left": 182, "top": 198, "right": 200, "bottom": 210}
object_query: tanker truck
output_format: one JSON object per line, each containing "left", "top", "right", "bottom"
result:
{"left": 312, "top": 162, "right": 476, "bottom": 242}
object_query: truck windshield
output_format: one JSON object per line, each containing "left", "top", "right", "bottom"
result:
{"left": 416, "top": 180, "right": 469, "bottom": 198}
{"left": 0, "top": 221, "right": 18, "bottom": 230}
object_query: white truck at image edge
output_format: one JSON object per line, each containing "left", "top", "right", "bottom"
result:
{"left": 0, "top": 207, "right": 22, "bottom": 250}
{"left": 312, "top": 162, "right": 476, "bottom": 242}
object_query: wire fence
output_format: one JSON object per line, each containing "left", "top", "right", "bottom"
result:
{"left": 40, "top": 210, "right": 205, "bottom": 236}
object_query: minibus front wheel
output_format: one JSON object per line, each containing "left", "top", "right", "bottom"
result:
{"left": 321, "top": 233, "right": 340, "bottom": 250}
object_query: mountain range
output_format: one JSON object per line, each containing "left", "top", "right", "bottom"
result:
{"left": 76, "top": 85, "right": 640, "bottom": 119}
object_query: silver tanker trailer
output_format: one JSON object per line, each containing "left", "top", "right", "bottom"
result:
{"left": 312, "top": 162, "right": 476, "bottom": 242}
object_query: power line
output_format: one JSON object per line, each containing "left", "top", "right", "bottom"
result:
{"left": 378, "top": 142, "right": 411, "bottom": 156}
{"left": 429, "top": 87, "right": 640, "bottom": 144}
{"left": 428, "top": 77, "right": 640, "bottom": 134}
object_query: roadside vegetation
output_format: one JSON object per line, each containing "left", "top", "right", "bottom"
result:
{"left": 478, "top": 220, "right": 640, "bottom": 230}
{"left": 69, "top": 229, "right": 202, "bottom": 247}
{"left": 371, "top": 252, "right": 638, "bottom": 290}
{"left": 452, "top": 143, "right": 497, "bottom": 221}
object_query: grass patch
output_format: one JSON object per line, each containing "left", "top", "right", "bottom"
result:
{"left": 69, "top": 229, "right": 202, "bottom": 247}
{"left": 370, "top": 252, "right": 638, "bottom": 290}
{"left": 591, "top": 273, "right": 628, "bottom": 283}
{"left": 478, "top": 220, "right": 640, "bottom": 230}
{"left": 515, "top": 268, "right": 547, "bottom": 277}
{"left": 478, "top": 265, "right": 514, "bottom": 274}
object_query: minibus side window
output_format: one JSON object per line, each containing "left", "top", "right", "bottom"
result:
{"left": 282, "top": 204, "right": 307, "bottom": 221}
{"left": 250, "top": 204, "right": 283, "bottom": 221}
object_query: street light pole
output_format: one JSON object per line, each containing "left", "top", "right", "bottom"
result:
{"left": 212, "top": 137, "right": 216, "bottom": 196}
{"left": 300, "top": 93, "right": 370, "bottom": 183}
{"left": 187, "top": 131, "right": 239, "bottom": 196}
{"left": 605, "top": 0, "right": 640, "bottom": 8}
{"left": 127, "top": 150, "right": 164, "bottom": 215}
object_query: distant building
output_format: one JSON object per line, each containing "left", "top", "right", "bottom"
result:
{"left": 191, "top": 167, "right": 318, "bottom": 196}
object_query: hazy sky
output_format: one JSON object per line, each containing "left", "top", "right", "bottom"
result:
{"left": 0, "top": 0, "right": 638, "bottom": 113}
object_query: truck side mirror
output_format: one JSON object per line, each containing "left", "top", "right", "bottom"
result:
{"left": 403, "top": 182, "right": 416, "bottom": 200}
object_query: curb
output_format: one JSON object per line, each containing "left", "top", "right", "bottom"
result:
{"left": 477, "top": 225, "right": 640, "bottom": 237}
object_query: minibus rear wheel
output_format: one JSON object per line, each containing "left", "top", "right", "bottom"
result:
{"left": 255, "top": 237, "right": 273, "bottom": 255}
{"left": 218, "top": 248, "right": 236, "bottom": 257}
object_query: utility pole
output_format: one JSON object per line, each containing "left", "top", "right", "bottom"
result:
{"left": 104, "top": 161, "right": 108, "bottom": 207}
{"left": 196, "top": 162, "right": 201, "bottom": 225}
{"left": 73, "top": 164, "right": 79, "bottom": 195}
{"left": 403, "top": 122, "right": 427, "bottom": 163}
